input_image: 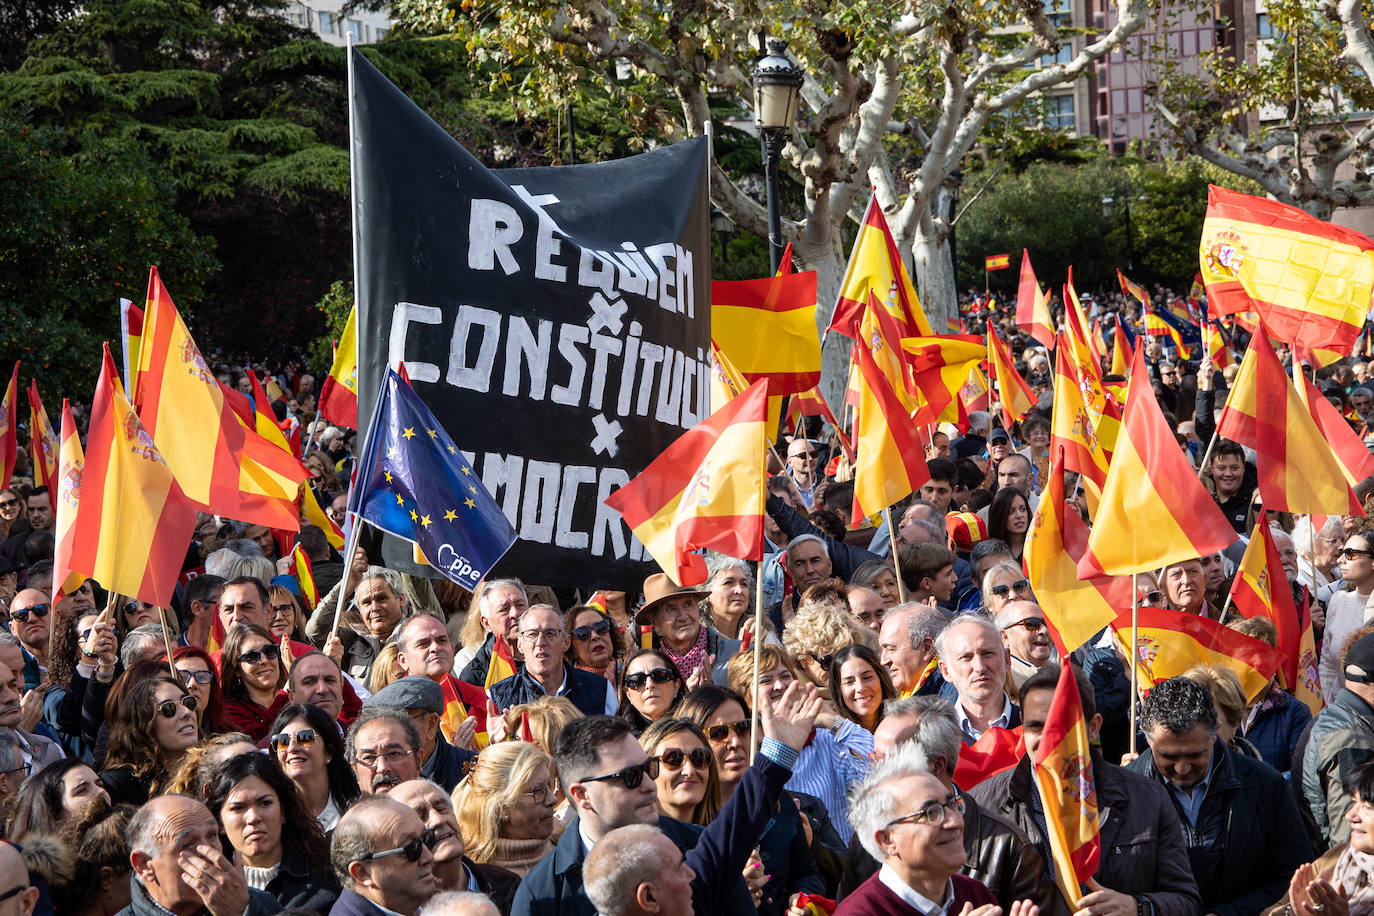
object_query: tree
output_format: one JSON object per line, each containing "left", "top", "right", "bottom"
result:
{"left": 1152, "top": 0, "right": 1374, "bottom": 218}
{"left": 390, "top": 0, "right": 1148, "bottom": 401}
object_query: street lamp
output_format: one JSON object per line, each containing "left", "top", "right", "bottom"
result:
{"left": 1101, "top": 194, "right": 1135, "bottom": 272}
{"left": 751, "top": 37, "right": 804, "bottom": 273}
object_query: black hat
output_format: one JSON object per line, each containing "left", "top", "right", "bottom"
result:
{"left": 1346, "top": 632, "right": 1374, "bottom": 684}
{"left": 988, "top": 428, "right": 1010, "bottom": 444}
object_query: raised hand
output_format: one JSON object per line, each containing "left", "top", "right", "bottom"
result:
{"left": 761, "top": 680, "right": 821, "bottom": 751}
{"left": 179, "top": 843, "right": 250, "bottom": 916}
{"left": 686, "top": 653, "right": 715, "bottom": 690}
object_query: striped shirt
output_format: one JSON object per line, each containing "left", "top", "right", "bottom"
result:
{"left": 785, "top": 718, "right": 873, "bottom": 842}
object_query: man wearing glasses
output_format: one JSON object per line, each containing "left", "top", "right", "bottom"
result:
{"left": 512, "top": 683, "right": 822, "bottom": 916}
{"left": 347, "top": 707, "right": 423, "bottom": 796}
{"left": 784, "top": 437, "right": 821, "bottom": 510}
{"left": 330, "top": 796, "right": 438, "bottom": 916}
{"left": 487, "top": 605, "right": 615, "bottom": 720}
{"left": 994, "top": 601, "right": 1053, "bottom": 689}
{"left": 0, "top": 842, "right": 35, "bottom": 916}
{"left": 363, "top": 678, "right": 476, "bottom": 793}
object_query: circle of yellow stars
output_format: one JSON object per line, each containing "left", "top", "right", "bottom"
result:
{"left": 383, "top": 427, "right": 482, "bottom": 528}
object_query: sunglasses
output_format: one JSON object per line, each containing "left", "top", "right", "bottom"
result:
{"left": 810, "top": 652, "right": 836, "bottom": 671}
{"left": 988, "top": 580, "right": 1031, "bottom": 599}
{"left": 624, "top": 667, "right": 678, "bottom": 691}
{"left": 580, "top": 758, "right": 660, "bottom": 790}
{"left": 657, "top": 747, "right": 712, "bottom": 770}
{"left": 157, "top": 695, "right": 199, "bottom": 718}
{"left": 360, "top": 828, "right": 437, "bottom": 863}
{"left": 178, "top": 669, "right": 214, "bottom": 686}
{"left": 0, "top": 499, "right": 20, "bottom": 510}
{"left": 1141, "top": 590, "right": 1165, "bottom": 604}
{"left": 1009, "top": 617, "right": 1046, "bottom": 632}
{"left": 1343, "top": 547, "right": 1374, "bottom": 560}
{"left": 269, "top": 728, "right": 317, "bottom": 753}
{"left": 704, "top": 719, "right": 751, "bottom": 743}
{"left": 239, "top": 645, "right": 282, "bottom": 665}
{"left": 122, "top": 601, "right": 148, "bottom": 617}
{"left": 10, "top": 604, "right": 49, "bottom": 624}
{"left": 571, "top": 619, "right": 612, "bottom": 641}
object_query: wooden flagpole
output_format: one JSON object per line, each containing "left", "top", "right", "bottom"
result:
{"left": 884, "top": 506, "right": 907, "bottom": 603}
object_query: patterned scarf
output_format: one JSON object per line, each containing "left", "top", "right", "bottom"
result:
{"left": 1332, "top": 844, "right": 1374, "bottom": 916}
{"left": 662, "top": 624, "right": 709, "bottom": 682}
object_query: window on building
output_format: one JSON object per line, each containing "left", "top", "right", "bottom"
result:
{"left": 319, "top": 11, "right": 335, "bottom": 34}
{"left": 1256, "top": 13, "right": 1274, "bottom": 39}
{"left": 1047, "top": 0, "right": 1071, "bottom": 28}
{"left": 1048, "top": 94, "right": 1075, "bottom": 130}
{"left": 348, "top": 19, "right": 363, "bottom": 41}
{"left": 376, "top": 28, "right": 388, "bottom": 40}
{"left": 1040, "top": 43, "right": 1074, "bottom": 66}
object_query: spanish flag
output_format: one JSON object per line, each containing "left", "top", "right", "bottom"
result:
{"left": 0, "top": 363, "right": 17, "bottom": 491}
{"left": 51, "top": 400, "right": 85, "bottom": 604}
{"left": 1110, "top": 320, "right": 1132, "bottom": 378}
{"left": 74, "top": 345, "right": 198, "bottom": 608}
{"left": 1064, "top": 269, "right": 1101, "bottom": 364}
{"left": 708, "top": 341, "right": 749, "bottom": 413}
{"left": 1061, "top": 290, "right": 1120, "bottom": 454}
{"left": 984, "top": 253, "right": 1012, "bottom": 271}
{"left": 1229, "top": 517, "right": 1315, "bottom": 710}
{"left": 318, "top": 303, "right": 359, "bottom": 428}
{"left": 1080, "top": 344, "right": 1237, "bottom": 577}
{"left": 1117, "top": 269, "right": 1150, "bottom": 309}
{"left": 1026, "top": 451, "right": 1123, "bottom": 654}
{"left": 902, "top": 334, "right": 987, "bottom": 425}
{"left": 288, "top": 544, "right": 319, "bottom": 608}
{"left": 986, "top": 326, "right": 1034, "bottom": 429}
{"left": 1050, "top": 338, "right": 1109, "bottom": 489}
{"left": 119, "top": 298, "right": 143, "bottom": 392}
{"left": 711, "top": 271, "right": 821, "bottom": 396}
{"left": 827, "top": 196, "right": 935, "bottom": 339}
{"left": 785, "top": 387, "right": 854, "bottom": 461}
{"left": 1033, "top": 663, "right": 1101, "bottom": 909}
{"left": 960, "top": 366, "right": 991, "bottom": 415}
{"left": 1200, "top": 185, "right": 1374, "bottom": 360}
{"left": 851, "top": 294, "right": 931, "bottom": 523}
{"left": 485, "top": 627, "right": 519, "bottom": 689}
{"left": 1015, "top": 251, "right": 1056, "bottom": 350}
{"left": 1204, "top": 322, "right": 1233, "bottom": 370}
{"left": 439, "top": 672, "right": 490, "bottom": 749}
{"left": 604, "top": 379, "right": 769, "bottom": 586}
{"left": 26, "top": 382, "right": 58, "bottom": 488}
{"left": 1298, "top": 372, "right": 1374, "bottom": 486}
{"left": 239, "top": 370, "right": 310, "bottom": 531}
{"left": 301, "top": 482, "right": 345, "bottom": 549}
{"left": 1217, "top": 324, "right": 1360, "bottom": 516}
{"left": 1111, "top": 606, "right": 1284, "bottom": 704}
{"left": 953, "top": 726, "right": 1023, "bottom": 789}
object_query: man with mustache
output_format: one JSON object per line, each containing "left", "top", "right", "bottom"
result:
{"left": 364, "top": 678, "right": 476, "bottom": 793}
{"left": 346, "top": 708, "right": 422, "bottom": 796}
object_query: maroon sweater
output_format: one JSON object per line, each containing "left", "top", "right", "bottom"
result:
{"left": 835, "top": 871, "right": 997, "bottom": 916}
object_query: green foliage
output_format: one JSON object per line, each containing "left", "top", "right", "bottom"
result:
{"left": 308, "top": 279, "right": 353, "bottom": 375}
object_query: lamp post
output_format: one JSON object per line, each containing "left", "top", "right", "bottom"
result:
{"left": 1102, "top": 194, "right": 1135, "bottom": 272}
{"left": 750, "top": 37, "right": 803, "bottom": 274}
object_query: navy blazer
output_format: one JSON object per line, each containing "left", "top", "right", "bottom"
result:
{"left": 488, "top": 664, "right": 609, "bottom": 718}
{"left": 329, "top": 888, "right": 394, "bottom": 916}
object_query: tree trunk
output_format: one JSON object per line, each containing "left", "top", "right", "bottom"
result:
{"left": 793, "top": 239, "right": 850, "bottom": 416}
{"left": 910, "top": 218, "right": 956, "bottom": 333}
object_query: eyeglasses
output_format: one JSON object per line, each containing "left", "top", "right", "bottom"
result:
{"left": 518, "top": 628, "right": 565, "bottom": 643}
{"left": 178, "top": 669, "right": 215, "bottom": 686}
{"left": 580, "top": 758, "right": 660, "bottom": 790}
{"left": 988, "top": 580, "right": 1031, "bottom": 599}
{"left": 704, "top": 719, "right": 751, "bottom": 743}
{"left": 1141, "top": 590, "right": 1165, "bottom": 605}
{"left": 624, "top": 667, "right": 678, "bottom": 691}
{"left": 789, "top": 451, "right": 817, "bottom": 460}
{"left": 10, "top": 604, "right": 49, "bottom": 624}
{"left": 270, "top": 728, "right": 317, "bottom": 753}
{"left": 239, "top": 645, "right": 282, "bottom": 665}
{"left": 359, "top": 828, "right": 436, "bottom": 863}
{"left": 0, "top": 884, "right": 26, "bottom": 903}
{"left": 1008, "top": 617, "right": 1046, "bottom": 632}
{"left": 522, "top": 781, "right": 558, "bottom": 804}
{"left": 156, "top": 696, "right": 199, "bottom": 719}
{"left": 269, "top": 603, "right": 295, "bottom": 618}
{"left": 657, "top": 747, "right": 712, "bottom": 770}
{"left": 1342, "top": 547, "right": 1374, "bottom": 560}
{"left": 571, "top": 619, "right": 612, "bottom": 641}
{"left": 885, "top": 793, "right": 966, "bottom": 829}
{"left": 355, "top": 747, "right": 414, "bottom": 770}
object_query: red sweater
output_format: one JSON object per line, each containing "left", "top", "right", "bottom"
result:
{"left": 835, "top": 872, "right": 996, "bottom": 916}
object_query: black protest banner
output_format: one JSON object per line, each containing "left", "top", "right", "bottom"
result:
{"left": 350, "top": 50, "right": 710, "bottom": 590}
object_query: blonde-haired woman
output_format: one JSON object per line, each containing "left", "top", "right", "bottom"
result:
{"left": 453, "top": 742, "right": 557, "bottom": 877}
{"left": 367, "top": 643, "right": 404, "bottom": 694}
{"left": 781, "top": 582, "right": 870, "bottom": 687}
{"left": 501, "top": 696, "right": 581, "bottom": 836}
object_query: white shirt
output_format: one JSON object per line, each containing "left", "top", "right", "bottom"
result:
{"left": 956, "top": 692, "right": 1013, "bottom": 743}
{"left": 878, "top": 863, "right": 954, "bottom": 915}
{"left": 1321, "top": 589, "right": 1374, "bottom": 701}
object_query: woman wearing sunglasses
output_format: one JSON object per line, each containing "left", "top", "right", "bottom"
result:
{"left": 1321, "top": 526, "right": 1374, "bottom": 700}
{"left": 980, "top": 560, "right": 1033, "bottom": 617}
{"left": 268, "top": 703, "right": 359, "bottom": 832}
{"left": 171, "top": 645, "right": 227, "bottom": 736}
{"left": 565, "top": 604, "right": 626, "bottom": 684}
{"left": 98, "top": 672, "right": 199, "bottom": 804}
{"left": 454, "top": 741, "right": 558, "bottom": 877}
{"left": 204, "top": 750, "right": 340, "bottom": 911}
{"left": 677, "top": 685, "right": 826, "bottom": 916}
{"left": 220, "top": 624, "right": 288, "bottom": 742}
{"left": 638, "top": 718, "right": 720, "bottom": 826}
{"left": 616, "top": 648, "right": 686, "bottom": 734}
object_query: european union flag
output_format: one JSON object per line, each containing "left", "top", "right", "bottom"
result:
{"left": 349, "top": 369, "right": 516, "bottom": 588}
{"left": 1150, "top": 305, "right": 1202, "bottom": 348}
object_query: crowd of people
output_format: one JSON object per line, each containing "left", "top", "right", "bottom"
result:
{"left": 2, "top": 285, "right": 1374, "bottom": 916}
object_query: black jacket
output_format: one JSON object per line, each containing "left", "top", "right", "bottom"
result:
{"left": 839, "top": 785, "right": 1068, "bottom": 915}
{"left": 459, "top": 635, "right": 499, "bottom": 687}
{"left": 422, "top": 732, "right": 478, "bottom": 793}
{"left": 266, "top": 845, "right": 340, "bottom": 912}
{"left": 329, "top": 887, "right": 397, "bottom": 916}
{"left": 120, "top": 876, "right": 281, "bottom": 916}
{"left": 488, "top": 664, "right": 609, "bottom": 718}
{"left": 972, "top": 754, "right": 1200, "bottom": 916}
{"left": 1128, "top": 739, "right": 1311, "bottom": 916}
{"left": 467, "top": 858, "right": 521, "bottom": 916}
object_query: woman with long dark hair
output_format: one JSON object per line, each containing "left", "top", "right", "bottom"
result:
{"left": 220, "top": 623, "right": 288, "bottom": 741}
{"left": 204, "top": 752, "right": 339, "bottom": 911}
{"left": 8, "top": 758, "right": 110, "bottom": 842}
{"left": 615, "top": 648, "right": 686, "bottom": 735}
{"left": 267, "top": 703, "right": 359, "bottom": 832}
{"left": 829, "top": 645, "right": 896, "bottom": 734}
{"left": 171, "top": 644, "right": 227, "bottom": 736}
{"left": 987, "top": 487, "right": 1032, "bottom": 562}
{"left": 98, "top": 673, "right": 199, "bottom": 804}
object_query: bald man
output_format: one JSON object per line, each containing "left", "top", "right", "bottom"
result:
{"left": 125, "top": 795, "right": 280, "bottom": 916}
{"left": 0, "top": 839, "right": 36, "bottom": 916}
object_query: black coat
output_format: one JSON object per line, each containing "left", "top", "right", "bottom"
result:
{"left": 488, "top": 664, "right": 609, "bottom": 718}
{"left": 466, "top": 858, "right": 521, "bottom": 916}
{"left": 422, "top": 732, "right": 478, "bottom": 793}
{"left": 266, "top": 846, "right": 340, "bottom": 912}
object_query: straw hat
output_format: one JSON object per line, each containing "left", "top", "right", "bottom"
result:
{"left": 633, "top": 573, "right": 709, "bottom": 625}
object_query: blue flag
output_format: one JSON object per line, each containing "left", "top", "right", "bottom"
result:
{"left": 349, "top": 369, "right": 517, "bottom": 588}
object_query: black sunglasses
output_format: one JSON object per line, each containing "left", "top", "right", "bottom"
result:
{"left": 624, "top": 667, "right": 678, "bottom": 691}
{"left": 178, "top": 669, "right": 214, "bottom": 686}
{"left": 811, "top": 652, "right": 836, "bottom": 671}
{"left": 988, "top": 579, "right": 1031, "bottom": 599}
{"left": 572, "top": 618, "right": 612, "bottom": 641}
{"left": 705, "top": 719, "right": 752, "bottom": 743}
{"left": 10, "top": 604, "right": 49, "bottom": 624}
{"left": 239, "top": 645, "right": 282, "bottom": 665}
{"left": 360, "top": 828, "right": 437, "bottom": 863}
{"left": 156, "top": 696, "right": 198, "bottom": 719}
{"left": 1343, "top": 547, "right": 1374, "bottom": 560}
{"left": 580, "top": 758, "right": 660, "bottom": 790}
{"left": 657, "top": 747, "right": 712, "bottom": 770}
{"left": 270, "top": 728, "right": 317, "bottom": 753}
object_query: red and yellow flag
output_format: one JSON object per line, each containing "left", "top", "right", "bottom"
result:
{"left": 984, "top": 253, "right": 1012, "bottom": 271}
{"left": 827, "top": 196, "right": 935, "bottom": 339}
{"left": 485, "top": 631, "right": 519, "bottom": 689}
{"left": 851, "top": 294, "right": 930, "bottom": 522}
{"left": 1015, "top": 250, "right": 1056, "bottom": 350}
{"left": 1026, "top": 452, "right": 1125, "bottom": 654}
{"left": 1218, "top": 325, "right": 1360, "bottom": 516}
{"left": 1080, "top": 344, "right": 1237, "bottom": 577}
{"left": 1064, "top": 269, "right": 1101, "bottom": 364}
{"left": 1228, "top": 517, "right": 1317, "bottom": 711}
{"left": 51, "top": 400, "right": 85, "bottom": 604}
{"left": 785, "top": 387, "right": 854, "bottom": 461}
{"left": 1204, "top": 322, "right": 1233, "bottom": 370}
{"left": 1110, "top": 321, "right": 1132, "bottom": 379}
{"left": 711, "top": 271, "right": 821, "bottom": 396}
{"left": 439, "top": 671, "right": 490, "bottom": 749}
{"left": 1117, "top": 269, "right": 1150, "bottom": 309}
{"left": 902, "top": 334, "right": 987, "bottom": 425}
{"left": 238, "top": 370, "right": 309, "bottom": 531}
{"left": 1299, "top": 372, "right": 1374, "bottom": 487}
{"left": 708, "top": 341, "right": 750, "bottom": 413}
{"left": 119, "top": 298, "right": 144, "bottom": 393}
{"left": 26, "top": 382, "right": 58, "bottom": 488}
{"left": 74, "top": 345, "right": 198, "bottom": 608}
{"left": 1033, "top": 662, "right": 1101, "bottom": 909}
{"left": 1050, "top": 338, "right": 1109, "bottom": 490}
{"left": 0, "top": 363, "right": 17, "bottom": 491}
{"left": 1200, "top": 185, "right": 1374, "bottom": 361}
{"left": 301, "top": 482, "right": 345, "bottom": 549}
{"left": 289, "top": 544, "right": 319, "bottom": 608}
{"left": 1112, "top": 606, "right": 1284, "bottom": 703}
{"left": 604, "top": 379, "right": 769, "bottom": 586}
{"left": 1061, "top": 286, "right": 1120, "bottom": 454}
{"left": 952, "top": 726, "right": 1023, "bottom": 789}
{"left": 986, "top": 326, "right": 1034, "bottom": 429}
{"left": 318, "top": 303, "right": 359, "bottom": 428}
